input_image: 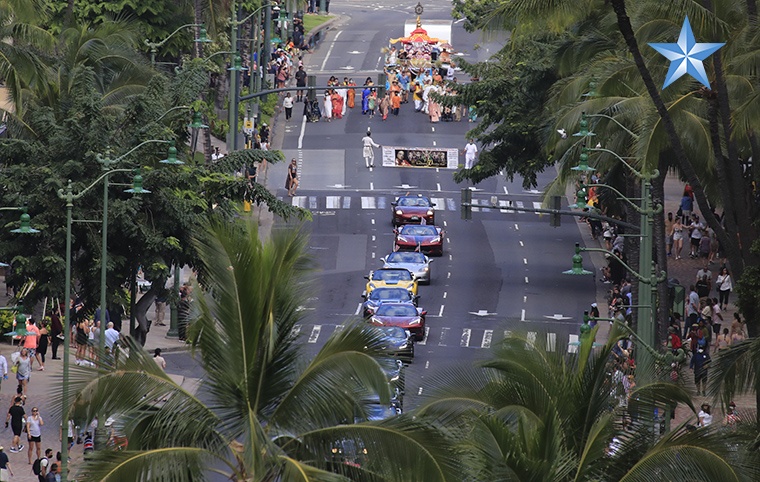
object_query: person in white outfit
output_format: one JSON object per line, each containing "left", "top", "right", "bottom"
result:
{"left": 322, "top": 92, "right": 332, "bottom": 121}
{"left": 463, "top": 139, "right": 478, "bottom": 169}
{"left": 362, "top": 131, "right": 381, "bottom": 168}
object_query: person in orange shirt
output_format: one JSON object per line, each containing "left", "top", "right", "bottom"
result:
{"left": 391, "top": 91, "right": 401, "bottom": 116}
{"left": 22, "top": 318, "right": 41, "bottom": 371}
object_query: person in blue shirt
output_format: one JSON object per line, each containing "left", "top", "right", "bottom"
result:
{"left": 679, "top": 192, "right": 693, "bottom": 219}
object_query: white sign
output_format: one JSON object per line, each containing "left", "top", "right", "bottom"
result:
{"left": 243, "top": 117, "right": 255, "bottom": 135}
{"left": 382, "top": 146, "right": 458, "bottom": 169}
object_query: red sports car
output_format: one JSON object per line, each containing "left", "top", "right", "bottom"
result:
{"left": 368, "top": 303, "right": 427, "bottom": 341}
{"left": 393, "top": 224, "right": 444, "bottom": 256}
{"left": 391, "top": 195, "right": 436, "bottom": 226}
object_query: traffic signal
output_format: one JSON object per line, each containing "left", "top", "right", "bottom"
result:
{"left": 461, "top": 188, "right": 472, "bottom": 220}
{"left": 307, "top": 75, "right": 316, "bottom": 102}
{"left": 377, "top": 73, "right": 387, "bottom": 98}
{"left": 549, "top": 195, "right": 561, "bottom": 227}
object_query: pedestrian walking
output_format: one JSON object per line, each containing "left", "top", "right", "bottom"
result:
{"left": 0, "top": 446, "right": 13, "bottom": 480}
{"left": 0, "top": 353, "right": 5, "bottom": 395}
{"left": 286, "top": 158, "right": 299, "bottom": 196}
{"left": 22, "top": 318, "right": 39, "bottom": 371}
{"left": 362, "top": 131, "right": 380, "bottom": 168}
{"left": 294, "top": 65, "right": 307, "bottom": 102}
{"left": 26, "top": 406, "right": 43, "bottom": 464}
{"left": 716, "top": 267, "right": 732, "bottom": 309}
{"left": 463, "top": 139, "right": 478, "bottom": 169}
{"left": 50, "top": 308, "right": 62, "bottom": 360}
{"left": 670, "top": 216, "right": 684, "bottom": 259}
{"left": 154, "top": 289, "right": 167, "bottom": 326}
{"left": 36, "top": 321, "right": 48, "bottom": 370}
{"left": 14, "top": 349, "right": 30, "bottom": 397}
{"left": 697, "top": 403, "right": 713, "bottom": 427}
{"left": 153, "top": 348, "right": 166, "bottom": 371}
{"left": 75, "top": 318, "right": 89, "bottom": 365}
{"left": 690, "top": 342, "right": 711, "bottom": 396}
{"left": 322, "top": 91, "right": 332, "bottom": 121}
{"left": 283, "top": 93, "right": 294, "bottom": 121}
{"left": 5, "top": 397, "right": 24, "bottom": 453}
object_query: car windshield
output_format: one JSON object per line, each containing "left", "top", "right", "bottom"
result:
{"left": 401, "top": 225, "right": 437, "bottom": 236}
{"left": 379, "top": 326, "right": 407, "bottom": 339}
{"left": 370, "top": 288, "right": 411, "bottom": 301}
{"left": 371, "top": 269, "right": 412, "bottom": 281}
{"left": 386, "top": 252, "right": 426, "bottom": 264}
{"left": 397, "top": 197, "right": 431, "bottom": 207}
{"left": 376, "top": 304, "right": 417, "bottom": 317}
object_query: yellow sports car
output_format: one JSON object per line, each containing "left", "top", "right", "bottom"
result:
{"left": 364, "top": 268, "right": 418, "bottom": 297}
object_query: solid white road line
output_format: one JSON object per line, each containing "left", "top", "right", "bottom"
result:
{"left": 461, "top": 328, "right": 471, "bottom": 347}
{"left": 320, "top": 30, "right": 343, "bottom": 71}
{"left": 521, "top": 309, "right": 526, "bottom": 321}
{"left": 354, "top": 303, "right": 362, "bottom": 316}
{"left": 298, "top": 115, "right": 307, "bottom": 148}
{"left": 308, "top": 325, "right": 321, "bottom": 343}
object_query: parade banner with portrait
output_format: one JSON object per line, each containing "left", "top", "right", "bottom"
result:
{"left": 382, "top": 146, "right": 459, "bottom": 169}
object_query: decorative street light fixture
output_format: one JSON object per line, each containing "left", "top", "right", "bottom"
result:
{"left": 145, "top": 23, "right": 212, "bottom": 67}
{"left": 56, "top": 139, "right": 180, "bottom": 481}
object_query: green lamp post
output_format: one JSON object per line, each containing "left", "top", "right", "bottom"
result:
{"left": 145, "top": 23, "right": 212, "bottom": 67}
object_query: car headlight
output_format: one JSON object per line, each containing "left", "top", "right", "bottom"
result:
{"left": 371, "top": 317, "right": 382, "bottom": 324}
{"left": 408, "top": 318, "right": 420, "bottom": 325}
{"left": 397, "top": 236, "right": 408, "bottom": 242}
{"left": 421, "top": 267, "right": 429, "bottom": 272}
{"left": 431, "top": 237, "right": 441, "bottom": 243}
{"left": 399, "top": 343, "right": 408, "bottom": 349}
{"left": 426, "top": 210, "right": 434, "bottom": 215}
{"left": 395, "top": 210, "right": 403, "bottom": 215}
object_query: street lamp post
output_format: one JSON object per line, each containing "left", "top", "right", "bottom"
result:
{"left": 145, "top": 24, "right": 211, "bottom": 67}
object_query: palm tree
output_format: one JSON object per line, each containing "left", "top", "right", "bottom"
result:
{"left": 63, "top": 219, "right": 459, "bottom": 481}
{"left": 415, "top": 328, "right": 753, "bottom": 481}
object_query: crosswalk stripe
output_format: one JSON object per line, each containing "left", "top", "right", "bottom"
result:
{"left": 309, "top": 196, "right": 318, "bottom": 210}
{"left": 526, "top": 331, "right": 537, "bottom": 348}
{"left": 568, "top": 334, "right": 579, "bottom": 354}
{"left": 292, "top": 196, "right": 307, "bottom": 208}
{"left": 334, "top": 324, "right": 345, "bottom": 334}
{"left": 481, "top": 329, "right": 493, "bottom": 349}
{"left": 308, "top": 325, "right": 321, "bottom": 343}
{"left": 342, "top": 196, "right": 351, "bottom": 209}
{"left": 461, "top": 328, "right": 471, "bottom": 347}
{"left": 516, "top": 200, "right": 524, "bottom": 209}
{"left": 361, "top": 196, "right": 376, "bottom": 209}
{"left": 438, "top": 327, "right": 450, "bottom": 346}
{"left": 499, "top": 200, "right": 513, "bottom": 213}
{"left": 547, "top": 332, "right": 557, "bottom": 352}
{"left": 418, "top": 326, "right": 430, "bottom": 345}
{"left": 504, "top": 330, "right": 512, "bottom": 340}
{"left": 431, "top": 198, "right": 445, "bottom": 211}
{"left": 326, "top": 196, "right": 341, "bottom": 209}
{"left": 533, "top": 201, "right": 542, "bottom": 213}
{"left": 377, "top": 197, "right": 387, "bottom": 209}
{"left": 446, "top": 198, "right": 457, "bottom": 211}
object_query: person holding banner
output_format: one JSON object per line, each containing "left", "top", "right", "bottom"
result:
{"left": 362, "top": 131, "right": 381, "bottom": 168}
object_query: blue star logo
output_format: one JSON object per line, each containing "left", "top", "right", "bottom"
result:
{"left": 649, "top": 16, "right": 725, "bottom": 89}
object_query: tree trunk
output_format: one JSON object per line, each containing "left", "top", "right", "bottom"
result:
{"left": 609, "top": 0, "right": 743, "bottom": 291}
{"left": 651, "top": 168, "right": 669, "bottom": 345}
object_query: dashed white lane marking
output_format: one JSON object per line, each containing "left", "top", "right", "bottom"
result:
{"left": 547, "top": 332, "right": 557, "bottom": 352}
{"left": 442, "top": 292, "right": 447, "bottom": 299}
{"left": 437, "top": 183, "right": 441, "bottom": 191}
{"left": 523, "top": 295, "right": 527, "bottom": 303}
{"left": 526, "top": 331, "right": 537, "bottom": 348}
{"left": 372, "top": 235, "right": 376, "bottom": 241}
{"left": 503, "top": 186, "right": 509, "bottom": 194}
{"left": 443, "top": 220, "right": 447, "bottom": 227}
{"left": 371, "top": 219, "right": 375, "bottom": 225}
{"left": 425, "top": 360, "right": 430, "bottom": 369}
{"left": 525, "top": 276, "right": 529, "bottom": 283}
{"left": 521, "top": 309, "right": 526, "bottom": 321}
{"left": 371, "top": 252, "right": 375, "bottom": 259}
{"left": 438, "top": 305, "right": 444, "bottom": 317}
{"left": 568, "top": 334, "right": 579, "bottom": 354}
{"left": 418, "top": 387, "right": 423, "bottom": 395}
{"left": 432, "top": 140, "right": 437, "bottom": 146}
{"left": 481, "top": 329, "right": 493, "bottom": 349}
{"left": 523, "top": 258, "right": 528, "bottom": 265}
{"left": 519, "top": 241, "right": 524, "bottom": 247}
{"left": 308, "top": 325, "right": 321, "bottom": 343}
{"left": 447, "top": 272, "right": 451, "bottom": 279}
{"left": 362, "top": 196, "right": 376, "bottom": 209}
{"left": 431, "top": 127, "right": 435, "bottom": 132}
{"left": 514, "top": 223, "right": 519, "bottom": 230}
{"left": 320, "top": 30, "right": 343, "bottom": 71}
{"left": 460, "top": 328, "right": 471, "bottom": 347}
{"left": 449, "top": 254, "right": 452, "bottom": 260}
{"left": 418, "top": 327, "right": 430, "bottom": 345}
{"left": 354, "top": 303, "right": 362, "bottom": 315}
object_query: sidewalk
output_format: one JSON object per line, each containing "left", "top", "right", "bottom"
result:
{"left": 578, "top": 170, "right": 755, "bottom": 428}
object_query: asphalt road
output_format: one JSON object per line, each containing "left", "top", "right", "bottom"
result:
{"left": 257, "top": 0, "right": 596, "bottom": 407}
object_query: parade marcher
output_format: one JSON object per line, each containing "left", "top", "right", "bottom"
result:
{"left": 295, "top": 65, "right": 307, "bottom": 102}
{"left": 323, "top": 92, "right": 332, "bottom": 121}
{"left": 5, "top": 397, "right": 24, "bottom": 453}
{"left": 379, "top": 94, "right": 390, "bottom": 120}
{"left": 50, "top": 308, "right": 63, "bottom": 360}
{"left": 463, "top": 139, "right": 478, "bottom": 170}
{"left": 347, "top": 78, "right": 356, "bottom": 108}
{"left": 362, "top": 131, "right": 381, "bottom": 168}
{"left": 283, "top": 92, "right": 294, "bottom": 121}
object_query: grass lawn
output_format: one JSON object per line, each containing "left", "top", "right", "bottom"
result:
{"left": 303, "top": 14, "right": 334, "bottom": 35}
